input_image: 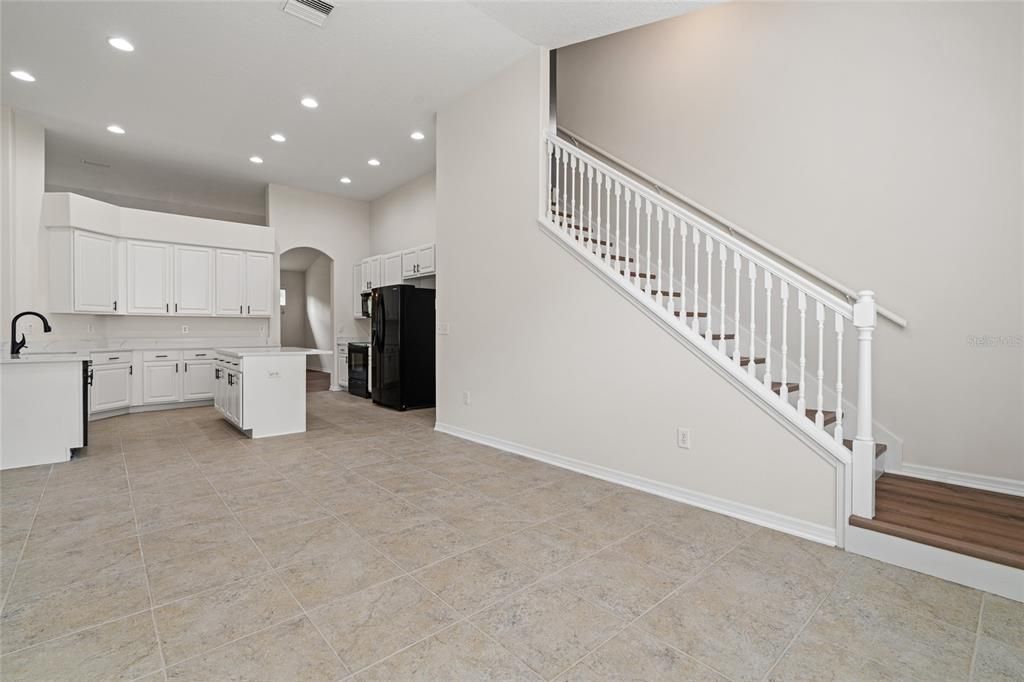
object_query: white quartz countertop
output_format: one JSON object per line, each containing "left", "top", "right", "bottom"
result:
{"left": 0, "top": 352, "right": 89, "bottom": 365}
{"left": 214, "top": 347, "right": 331, "bottom": 358}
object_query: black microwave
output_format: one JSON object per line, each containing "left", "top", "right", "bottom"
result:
{"left": 360, "top": 291, "right": 372, "bottom": 318}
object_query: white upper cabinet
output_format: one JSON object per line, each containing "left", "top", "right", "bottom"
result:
{"left": 126, "top": 240, "right": 173, "bottom": 315}
{"left": 353, "top": 264, "right": 363, "bottom": 319}
{"left": 215, "top": 249, "right": 245, "bottom": 316}
{"left": 360, "top": 255, "right": 382, "bottom": 292}
{"left": 383, "top": 251, "right": 403, "bottom": 286}
{"left": 401, "top": 243, "right": 435, "bottom": 278}
{"left": 174, "top": 245, "right": 214, "bottom": 315}
{"left": 244, "top": 251, "right": 273, "bottom": 317}
{"left": 73, "top": 230, "right": 119, "bottom": 313}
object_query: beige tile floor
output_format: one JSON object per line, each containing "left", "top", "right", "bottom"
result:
{"left": 0, "top": 391, "right": 1021, "bottom": 681}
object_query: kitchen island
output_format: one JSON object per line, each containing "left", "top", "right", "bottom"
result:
{"left": 213, "top": 347, "right": 328, "bottom": 438}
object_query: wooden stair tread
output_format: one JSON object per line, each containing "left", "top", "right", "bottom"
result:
{"left": 651, "top": 290, "right": 683, "bottom": 298}
{"left": 673, "top": 310, "right": 707, "bottom": 318}
{"left": 842, "top": 439, "right": 888, "bottom": 457}
{"left": 805, "top": 408, "right": 837, "bottom": 426}
{"left": 597, "top": 254, "right": 633, "bottom": 262}
{"left": 620, "top": 271, "right": 656, "bottom": 279}
{"left": 574, "top": 237, "right": 612, "bottom": 246}
{"left": 738, "top": 356, "right": 766, "bottom": 367}
{"left": 875, "top": 497, "right": 1024, "bottom": 544}
{"left": 709, "top": 333, "right": 736, "bottom": 341}
{"left": 878, "top": 474, "right": 1024, "bottom": 520}
{"left": 849, "top": 515, "right": 1024, "bottom": 570}
{"left": 771, "top": 381, "right": 799, "bottom": 395}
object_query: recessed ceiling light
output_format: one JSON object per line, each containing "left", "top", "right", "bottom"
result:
{"left": 339, "top": 177, "right": 351, "bottom": 184}
{"left": 10, "top": 70, "right": 35, "bottom": 82}
{"left": 367, "top": 158, "right": 380, "bottom": 167}
{"left": 107, "top": 37, "right": 134, "bottom": 52}
{"left": 410, "top": 131, "right": 425, "bottom": 141}
{"left": 106, "top": 124, "right": 125, "bottom": 135}
{"left": 249, "top": 156, "right": 263, "bottom": 164}
{"left": 270, "top": 133, "right": 286, "bottom": 143}
{"left": 300, "top": 97, "right": 318, "bottom": 109}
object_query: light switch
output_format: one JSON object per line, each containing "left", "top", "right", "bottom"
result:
{"left": 437, "top": 322, "right": 450, "bottom": 335}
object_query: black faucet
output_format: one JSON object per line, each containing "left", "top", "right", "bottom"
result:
{"left": 10, "top": 311, "right": 53, "bottom": 356}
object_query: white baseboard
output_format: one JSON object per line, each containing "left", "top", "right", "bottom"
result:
{"left": 435, "top": 422, "right": 837, "bottom": 547}
{"left": 846, "top": 524, "right": 1023, "bottom": 602}
{"left": 888, "top": 462, "right": 1023, "bottom": 497}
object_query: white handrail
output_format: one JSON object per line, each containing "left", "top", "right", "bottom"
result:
{"left": 549, "top": 134, "right": 853, "bottom": 320}
{"left": 558, "top": 127, "right": 908, "bottom": 328}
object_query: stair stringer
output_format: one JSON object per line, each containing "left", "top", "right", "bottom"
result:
{"left": 538, "top": 216, "right": 855, "bottom": 547}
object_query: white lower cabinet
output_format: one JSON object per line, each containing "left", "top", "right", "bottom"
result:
{"left": 142, "top": 360, "right": 181, "bottom": 404}
{"left": 183, "top": 359, "right": 215, "bottom": 400}
{"left": 90, "top": 363, "right": 131, "bottom": 412}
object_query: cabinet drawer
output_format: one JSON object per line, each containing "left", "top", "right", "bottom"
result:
{"left": 183, "top": 349, "right": 213, "bottom": 360}
{"left": 91, "top": 352, "right": 131, "bottom": 365}
{"left": 143, "top": 350, "right": 182, "bottom": 362}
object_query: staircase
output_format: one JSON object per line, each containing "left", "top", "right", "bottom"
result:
{"left": 540, "top": 132, "right": 1024, "bottom": 599}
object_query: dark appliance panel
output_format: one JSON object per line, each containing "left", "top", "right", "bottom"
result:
{"left": 371, "top": 285, "right": 435, "bottom": 410}
{"left": 347, "top": 342, "right": 370, "bottom": 399}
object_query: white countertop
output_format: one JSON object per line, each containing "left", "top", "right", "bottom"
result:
{"left": 0, "top": 352, "right": 88, "bottom": 365}
{"left": 215, "top": 347, "right": 330, "bottom": 358}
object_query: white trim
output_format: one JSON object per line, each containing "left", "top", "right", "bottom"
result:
{"left": 845, "top": 524, "right": 1024, "bottom": 602}
{"left": 887, "top": 462, "right": 1024, "bottom": 498}
{"left": 88, "top": 399, "right": 213, "bottom": 421}
{"left": 435, "top": 421, "right": 837, "bottom": 547}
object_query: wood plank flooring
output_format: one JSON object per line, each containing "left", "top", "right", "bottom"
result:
{"left": 850, "top": 473, "right": 1024, "bottom": 569}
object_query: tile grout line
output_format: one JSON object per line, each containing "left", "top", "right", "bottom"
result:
{"left": 0, "top": 463, "right": 53, "bottom": 616}
{"left": 122, "top": 435, "right": 171, "bottom": 681}
{"left": 171, "top": 434, "right": 353, "bottom": 679}
{"left": 968, "top": 595, "right": 986, "bottom": 681}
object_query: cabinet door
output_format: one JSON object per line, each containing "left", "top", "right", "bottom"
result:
{"left": 175, "top": 245, "right": 213, "bottom": 315}
{"left": 90, "top": 364, "right": 131, "bottom": 412}
{"left": 383, "top": 252, "right": 403, "bottom": 286}
{"left": 126, "top": 241, "right": 172, "bottom": 315}
{"left": 215, "top": 249, "right": 245, "bottom": 316}
{"left": 360, "top": 259, "right": 372, "bottom": 293}
{"left": 368, "top": 256, "right": 382, "bottom": 289}
{"left": 401, "top": 250, "right": 417, "bottom": 278}
{"left": 417, "top": 244, "right": 435, "bottom": 275}
{"left": 213, "top": 365, "right": 225, "bottom": 413}
{"left": 353, "top": 264, "right": 363, "bottom": 319}
{"left": 244, "top": 252, "right": 273, "bottom": 316}
{"left": 142, "top": 361, "right": 181, "bottom": 404}
{"left": 74, "top": 231, "right": 118, "bottom": 313}
{"left": 183, "top": 359, "right": 215, "bottom": 400}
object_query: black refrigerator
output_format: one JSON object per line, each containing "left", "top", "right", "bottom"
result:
{"left": 371, "top": 285, "right": 436, "bottom": 410}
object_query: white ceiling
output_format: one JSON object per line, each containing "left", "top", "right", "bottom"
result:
{"left": 1, "top": 1, "right": 704, "bottom": 208}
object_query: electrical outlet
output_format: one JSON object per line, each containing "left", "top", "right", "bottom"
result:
{"left": 258, "top": 324, "right": 266, "bottom": 335}
{"left": 181, "top": 325, "right": 190, "bottom": 334}
{"left": 676, "top": 428, "right": 691, "bottom": 449}
{"left": 436, "top": 322, "right": 450, "bottom": 335}
{"left": 87, "top": 323, "right": 95, "bottom": 333}
{"left": 463, "top": 391, "right": 471, "bottom": 406}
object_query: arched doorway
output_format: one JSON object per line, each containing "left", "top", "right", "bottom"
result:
{"left": 279, "top": 247, "right": 334, "bottom": 392}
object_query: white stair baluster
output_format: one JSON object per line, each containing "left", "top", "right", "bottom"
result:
{"left": 691, "top": 229, "right": 701, "bottom": 332}
{"left": 589, "top": 160, "right": 598, "bottom": 248}
{"left": 644, "top": 199, "right": 652, "bottom": 293}
{"left": 718, "top": 243, "right": 727, "bottom": 352}
{"left": 570, "top": 156, "right": 577, "bottom": 241}
{"left": 656, "top": 207, "right": 664, "bottom": 306}
{"left": 667, "top": 215, "right": 675, "bottom": 315}
{"left": 553, "top": 146, "right": 561, "bottom": 228}
{"left": 733, "top": 252, "right": 741, "bottom": 365}
{"left": 780, "top": 282, "right": 790, "bottom": 401}
{"left": 815, "top": 301, "right": 825, "bottom": 428}
{"left": 679, "top": 221, "right": 688, "bottom": 325}
{"left": 704, "top": 236, "right": 714, "bottom": 343}
{"left": 560, "top": 148, "right": 569, "bottom": 232}
{"left": 747, "top": 260, "right": 757, "bottom": 376}
{"left": 604, "top": 175, "right": 612, "bottom": 260}
{"left": 618, "top": 187, "right": 626, "bottom": 278}
{"left": 797, "top": 290, "right": 807, "bottom": 413}
{"left": 614, "top": 183, "right": 622, "bottom": 268}
{"left": 834, "top": 312, "right": 844, "bottom": 443}
{"left": 546, "top": 140, "right": 554, "bottom": 221}
{"left": 763, "top": 272, "right": 773, "bottom": 387}
{"left": 633, "top": 191, "right": 642, "bottom": 286}
{"left": 594, "top": 170, "right": 602, "bottom": 254}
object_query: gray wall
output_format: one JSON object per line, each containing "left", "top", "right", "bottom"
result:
{"left": 280, "top": 270, "right": 306, "bottom": 348}
{"left": 557, "top": 2, "right": 1023, "bottom": 483}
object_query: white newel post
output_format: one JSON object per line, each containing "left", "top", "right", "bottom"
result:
{"left": 852, "top": 290, "right": 877, "bottom": 518}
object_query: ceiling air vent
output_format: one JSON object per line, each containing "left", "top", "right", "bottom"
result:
{"left": 282, "top": 0, "right": 334, "bottom": 27}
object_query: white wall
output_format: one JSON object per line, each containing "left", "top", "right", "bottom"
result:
{"left": 369, "top": 170, "right": 437, "bottom": 255}
{"left": 280, "top": 270, "right": 306, "bottom": 348}
{"left": 436, "top": 51, "right": 839, "bottom": 537}
{"left": 557, "top": 2, "right": 1024, "bottom": 483}
{"left": 304, "top": 253, "right": 332, "bottom": 372}
{"left": 266, "top": 184, "right": 371, "bottom": 381}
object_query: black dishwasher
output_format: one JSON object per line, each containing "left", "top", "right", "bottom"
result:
{"left": 347, "top": 342, "right": 370, "bottom": 398}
